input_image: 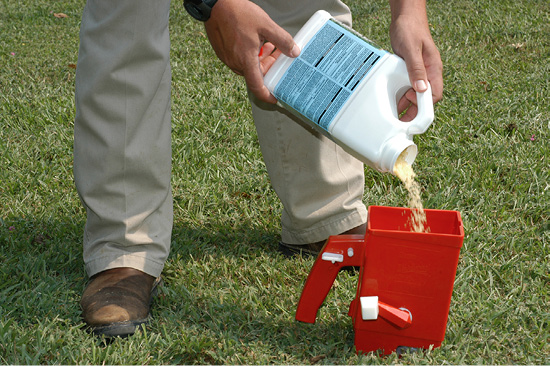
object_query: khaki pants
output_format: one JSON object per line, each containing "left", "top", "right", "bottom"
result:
{"left": 74, "top": 0, "right": 367, "bottom": 278}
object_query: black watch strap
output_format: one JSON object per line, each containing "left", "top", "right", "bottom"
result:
{"left": 184, "top": 0, "right": 219, "bottom": 21}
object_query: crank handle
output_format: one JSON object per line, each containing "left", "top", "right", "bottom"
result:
{"left": 360, "top": 296, "right": 413, "bottom": 329}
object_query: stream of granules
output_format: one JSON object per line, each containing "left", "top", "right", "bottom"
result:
{"left": 393, "top": 153, "right": 430, "bottom": 233}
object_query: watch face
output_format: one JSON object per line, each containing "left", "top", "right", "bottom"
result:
{"left": 184, "top": 0, "right": 212, "bottom": 21}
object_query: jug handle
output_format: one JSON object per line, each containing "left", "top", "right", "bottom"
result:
{"left": 295, "top": 235, "right": 365, "bottom": 324}
{"left": 406, "top": 82, "right": 434, "bottom": 135}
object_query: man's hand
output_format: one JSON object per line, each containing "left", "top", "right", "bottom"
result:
{"left": 204, "top": 0, "right": 300, "bottom": 104}
{"left": 389, "top": 0, "right": 443, "bottom": 121}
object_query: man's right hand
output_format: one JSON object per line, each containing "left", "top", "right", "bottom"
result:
{"left": 204, "top": 0, "right": 300, "bottom": 104}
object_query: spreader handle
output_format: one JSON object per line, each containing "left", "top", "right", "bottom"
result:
{"left": 295, "top": 235, "right": 365, "bottom": 323}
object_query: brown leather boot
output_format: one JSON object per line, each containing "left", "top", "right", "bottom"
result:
{"left": 279, "top": 223, "right": 367, "bottom": 257}
{"left": 80, "top": 267, "right": 160, "bottom": 337}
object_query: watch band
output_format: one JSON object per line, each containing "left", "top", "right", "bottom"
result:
{"left": 184, "top": 0, "right": 219, "bottom": 21}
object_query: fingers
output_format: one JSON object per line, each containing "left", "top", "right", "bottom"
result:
{"left": 253, "top": 20, "right": 300, "bottom": 103}
{"left": 247, "top": 30, "right": 299, "bottom": 103}
{"left": 397, "top": 89, "right": 417, "bottom": 122}
{"left": 259, "top": 43, "right": 281, "bottom": 74}
{"left": 244, "top": 46, "right": 277, "bottom": 104}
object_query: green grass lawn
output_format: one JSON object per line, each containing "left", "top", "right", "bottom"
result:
{"left": 1, "top": 0, "right": 548, "bottom": 364}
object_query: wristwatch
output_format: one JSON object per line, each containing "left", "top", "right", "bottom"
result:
{"left": 184, "top": 0, "right": 219, "bottom": 21}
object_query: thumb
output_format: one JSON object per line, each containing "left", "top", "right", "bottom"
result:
{"left": 405, "top": 56, "right": 429, "bottom": 93}
{"left": 261, "top": 20, "right": 301, "bottom": 58}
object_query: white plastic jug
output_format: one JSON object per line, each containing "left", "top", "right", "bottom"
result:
{"left": 264, "top": 10, "right": 434, "bottom": 173}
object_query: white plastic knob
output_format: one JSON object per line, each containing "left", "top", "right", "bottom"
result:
{"left": 360, "top": 296, "right": 379, "bottom": 320}
{"left": 321, "top": 252, "right": 344, "bottom": 263}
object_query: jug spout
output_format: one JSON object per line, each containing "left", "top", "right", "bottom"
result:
{"left": 380, "top": 137, "right": 417, "bottom": 173}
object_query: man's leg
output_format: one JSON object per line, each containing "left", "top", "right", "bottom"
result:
{"left": 250, "top": 0, "right": 368, "bottom": 253}
{"left": 74, "top": 0, "right": 172, "bottom": 336}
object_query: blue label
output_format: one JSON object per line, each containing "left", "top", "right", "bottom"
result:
{"left": 274, "top": 20, "right": 387, "bottom": 131}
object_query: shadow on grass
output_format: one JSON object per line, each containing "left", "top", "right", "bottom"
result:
{"left": 1, "top": 216, "right": 362, "bottom": 362}
{"left": 0, "top": 216, "right": 86, "bottom": 326}
{"left": 158, "top": 222, "right": 361, "bottom": 363}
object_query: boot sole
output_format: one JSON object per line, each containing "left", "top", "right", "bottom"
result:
{"left": 90, "top": 318, "right": 150, "bottom": 338}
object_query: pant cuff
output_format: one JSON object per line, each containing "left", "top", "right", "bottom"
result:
{"left": 85, "top": 254, "right": 165, "bottom": 278}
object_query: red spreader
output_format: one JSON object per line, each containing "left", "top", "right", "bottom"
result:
{"left": 295, "top": 205, "right": 464, "bottom": 355}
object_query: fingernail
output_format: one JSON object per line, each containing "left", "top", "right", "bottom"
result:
{"left": 290, "top": 44, "right": 301, "bottom": 58}
{"left": 415, "top": 80, "right": 427, "bottom": 92}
